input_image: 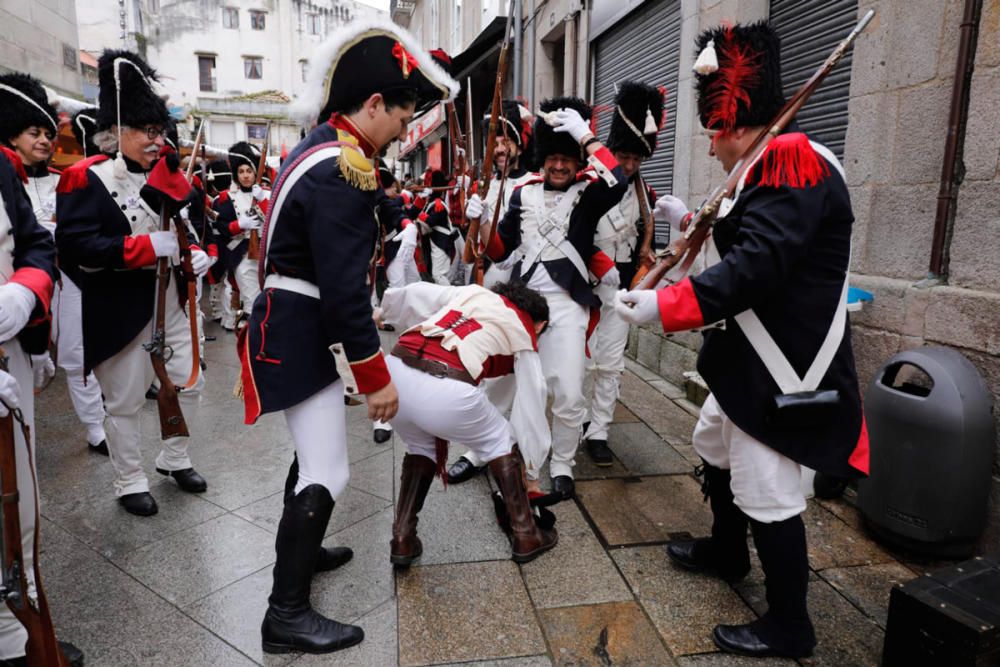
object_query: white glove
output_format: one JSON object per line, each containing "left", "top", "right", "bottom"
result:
{"left": 0, "top": 370, "right": 21, "bottom": 417}
{"left": 179, "top": 207, "right": 190, "bottom": 221}
{"left": 455, "top": 175, "right": 471, "bottom": 191}
{"left": 614, "top": 288, "right": 661, "bottom": 325}
{"left": 653, "top": 195, "right": 690, "bottom": 230}
{"left": 550, "top": 108, "right": 592, "bottom": 143}
{"left": 237, "top": 215, "right": 261, "bottom": 231}
{"left": 149, "top": 231, "right": 179, "bottom": 258}
{"left": 599, "top": 266, "right": 621, "bottom": 288}
{"left": 31, "top": 353, "right": 55, "bottom": 390}
{"left": 190, "top": 249, "right": 211, "bottom": 276}
{"left": 0, "top": 283, "right": 37, "bottom": 343}
{"left": 419, "top": 188, "right": 432, "bottom": 200}
{"left": 251, "top": 184, "right": 269, "bottom": 202}
{"left": 465, "top": 193, "right": 484, "bottom": 219}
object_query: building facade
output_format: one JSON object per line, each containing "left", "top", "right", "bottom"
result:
{"left": 75, "top": 0, "right": 386, "bottom": 150}
{"left": 0, "top": 0, "right": 83, "bottom": 96}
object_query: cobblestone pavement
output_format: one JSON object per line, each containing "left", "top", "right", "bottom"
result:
{"left": 32, "top": 322, "right": 943, "bottom": 666}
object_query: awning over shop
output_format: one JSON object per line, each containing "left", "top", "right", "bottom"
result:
{"left": 398, "top": 102, "right": 445, "bottom": 157}
{"left": 451, "top": 16, "right": 506, "bottom": 80}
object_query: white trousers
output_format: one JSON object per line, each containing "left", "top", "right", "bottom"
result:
{"left": 208, "top": 281, "right": 224, "bottom": 321}
{"left": 583, "top": 283, "right": 630, "bottom": 442}
{"left": 52, "top": 274, "right": 107, "bottom": 445}
{"left": 93, "top": 284, "right": 203, "bottom": 496}
{"left": 283, "top": 379, "right": 350, "bottom": 498}
{"left": 0, "top": 341, "right": 39, "bottom": 660}
{"left": 388, "top": 356, "right": 514, "bottom": 464}
{"left": 429, "top": 244, "right": 452, "bottom": 286}
{"left": 387, "top": 241, "right": 421, "bottom": 290}
{"left": 693, "top": 394, "right": 807, "bottom": 523}
{"left": 221, "top": 280, "right": 236, "bottom": 330}
{"left": 235, "top": 257, "right": 260, "bottom": 314}
{"left": 460, "top": 292, "right": 587, "bottom": 479}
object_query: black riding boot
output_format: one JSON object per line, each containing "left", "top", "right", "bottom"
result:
{"left": 666, "top": 461, "right": 750, "bottom": 582}
{"left": 261, "top": 484, "right": 364, "bottom": 654}
{"left": 714, "top": 514, "right": 815, "bottom": 658}
{"left": 282, "top": 458, "right": 353, "bottom": 574}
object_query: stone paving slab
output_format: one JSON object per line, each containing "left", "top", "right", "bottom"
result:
{"left": 613, "top": 401, "right": 640, "bottom": 422}
{"left": 612, "top": 546, "right": 756, "bottom": 656}
{"left": 617, "top": 371, "right": 698, "bottom": 445}
{"left": 396, "top": 560, "right": 546, "bottom": 667}
{"left": 233, "top": 484, "right": 392, "bottom": 537}
{"left": 676, "top": 653, "right": 796, "bottom": 666}
{"left": 537, "top": 600, "right": 677, "bottom": 666}
{"left": 113, "top": 513, "right": 276, "bottom": 606}
{"left": 608, "top": 422, "right": 693, "bottom": 475}
{"left": 819, "top": 562, "right": 918, "bottom": 629}
{"left": 433, "top": 658, "right": 553, "bottom": 667}
{"left": 803, "top": 502, "right": 895, "bottom": 571}
{"left": 576, "top": 475, "right": 713, "bottom": 546}
{"left": 350, "top": 447, "right": 396, "bottom": 502}
{"left": 521, "top": 502, "right": 632, "bottom": 609}
{"left": 317, "top": 507, "right": 397, "bottom": 621}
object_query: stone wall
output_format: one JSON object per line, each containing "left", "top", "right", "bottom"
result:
{"left": 0, "top": 0, "right": 82, "bottom": 96}
{"left": 628, "top": 0, "right": 1000, "bottom": 553}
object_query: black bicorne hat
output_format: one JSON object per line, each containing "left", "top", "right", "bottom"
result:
{"left": 228, "top": 141, "right": 260, "bottom": 176}
{"left": 377, "top": 159, "right": 396, "bottom": 189}
{"left": 607, "top": 81, "right": 665, "bottom": 158}
{"left": 693, "top": 22, "right": 785, "bottom": 132}
{"left": 205, "top": 158, "right": 232, "bottom": 192}
{"left": 71, "top": 107, "right": 100, "bottom": 157}
{"left": 534, "top": 97, "right": 591, "bottom": 164}
{"left": 96, "top": 49, "right": 169, "bottom": 131}
{"left": 0, "top": 72, "right": 59, "bottom": 142}
{"left": 290, "top": 20, "right": 459, "bottom": 126}
{"left": 481, "top": 100, "right": 532, "bottom": 150}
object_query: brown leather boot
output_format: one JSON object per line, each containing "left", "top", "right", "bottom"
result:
{"left": 489, "top": 447, "right": 558, "bottom": 563}
{"left": 390, "top": 454, "right": 436, "bottom": 568}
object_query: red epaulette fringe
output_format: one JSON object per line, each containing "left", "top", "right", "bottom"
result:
{"left": 56, "top": 154, "right": 108, "bottom": 193}
{"left": 753, "top": 132, "right": 829, "bottom": 190}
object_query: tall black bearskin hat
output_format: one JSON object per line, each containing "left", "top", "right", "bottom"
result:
{"left": 71, "top": 107, "right": 100, "bottom": 157}
{"left": 377, "top": 159, "right": 396, "bottom": 190}
{"left": 607, "top": 82, "right": 665, "bottom": 158}
{"left": 0, "top": 73, "right": 59, "bottom": 143}
{"left": 96, "top": 49, "right": 169, "bottom": 131}
{"left": 481, "top": 100, "right": 533, "bottom": 150}
{"left": 228, "top": 141, "right": 260, "bottom": 176}
{"left": 693, "top": 22, "right": 785, "bottom": 133}
{"left": 205, "top": 158, "right": 232, "bottom": 192}
{"left": 534, "top": 97, "right": 591, "bottom": 164}
{"left": 290, "top": 19, "right": 459, "bottom": 126}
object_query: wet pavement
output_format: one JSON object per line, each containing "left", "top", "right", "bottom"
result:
{"left": 32, "top": 321, "right": 937, "bottom": 666}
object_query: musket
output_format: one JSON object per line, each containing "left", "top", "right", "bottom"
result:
{"left": 466, "top": 79, "right": 475, "bottom": 167}
{"left": 629, "top": 176, "right": 657, "bottom": 288}
{"left": 0, "top": 350, "right": 71, "bottom": 666}
{"left": 462, "top": 0, "right": 515, "bottom": 275}
{"left": 446, "top": 101, "right": 469, "bottom": 232}
{"left": 247, "top": 122, "right": 271, "bottom": 261}
{"left": 146, "top": 197, "right": 190, "bottom": 439}
{"left": 635, "top": 9, "right": 876, "bottom": 291}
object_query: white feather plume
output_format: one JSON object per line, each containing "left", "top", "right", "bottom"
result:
{"left": 289, "top": 17, "right": 460, "bottom": 126}
{"left": 44, "top": 86, "right": 92, "bottom": 115}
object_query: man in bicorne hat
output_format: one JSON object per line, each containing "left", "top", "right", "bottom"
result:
{"left": 238, "top": 20, "right": 457, "bottom": 655}
{"left": 617, "top": 22, "right": 868, "bottom": 658}
{"left": 56, "top": 49, "right": 213, "bottom": 517}
{"left": 582, "top": 81, "right": 664, "bottom": 466}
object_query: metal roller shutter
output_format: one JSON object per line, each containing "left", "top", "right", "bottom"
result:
{"left": 770, "top": 0, "right": 858, "bottom": 158}
{"left": 593, "top": 0, "right": 681, "bottom": 244}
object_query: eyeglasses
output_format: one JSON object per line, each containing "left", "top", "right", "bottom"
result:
{"left": 130, "top": 125, "right": 167, "bottom": 140}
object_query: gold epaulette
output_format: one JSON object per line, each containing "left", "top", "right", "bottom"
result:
{"left": 339, "top": 145, "right": 377, "bottom": 191}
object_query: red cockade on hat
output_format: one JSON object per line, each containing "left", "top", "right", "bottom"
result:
{"left": 392, "top": 41, "right": 420, "bottom": 79}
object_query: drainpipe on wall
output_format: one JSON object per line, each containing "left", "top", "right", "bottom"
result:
{"left": 929, "top": 0, "right": 983, "bottom": 279}
{"left": 564, "top": 12, "right": 577, "bottom": 96}
{"left": 526, "top": 0, "right": 536, "bottom": 106}
{"left": 513, "top": 0, "right": 523, "bottom": 99}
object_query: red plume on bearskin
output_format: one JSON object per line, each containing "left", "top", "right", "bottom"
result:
{"left": 704, "top": 27, "right": 760, "bottom": 134}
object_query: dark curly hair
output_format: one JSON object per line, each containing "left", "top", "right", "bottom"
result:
{"left": 491, "top": 281, "right": 549, "bottom": 329}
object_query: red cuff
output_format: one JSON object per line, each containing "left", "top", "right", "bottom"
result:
{"left": 10, "top": 267, "right": 53, "bottom": 324}
{"left": 657, "top": 277, "right": 705, "bottom": 332}
{"left": 190, "top": 244, "right": 202, "bottom": 253}
{"left": 207, "top": 243, "right": 219, "bottom": 258}
{"left": 401, "top": 219, "right": 412, "bottom": 229}
{"left": 485, "top": 235, "right": 505, "bottom": 261}
{"left": 589, "top": 250, "right": 615, "bottom": 279}
{"left": 257, "top": 198, "right": 269, "bottom": 214}
{"left": 352, "top": 351, "right": 392, "bottom": 394}
{"left": 591, "top": 146, "right": 618, "bottom": 172}
{"left": 417, "top": 211, "right": 428, "bottom": 222}
{"left": 228, "top": 220, "right": 242, "bottom": 235}
{"left": 123, "top": 235, "right": 157, "bottom": 269}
